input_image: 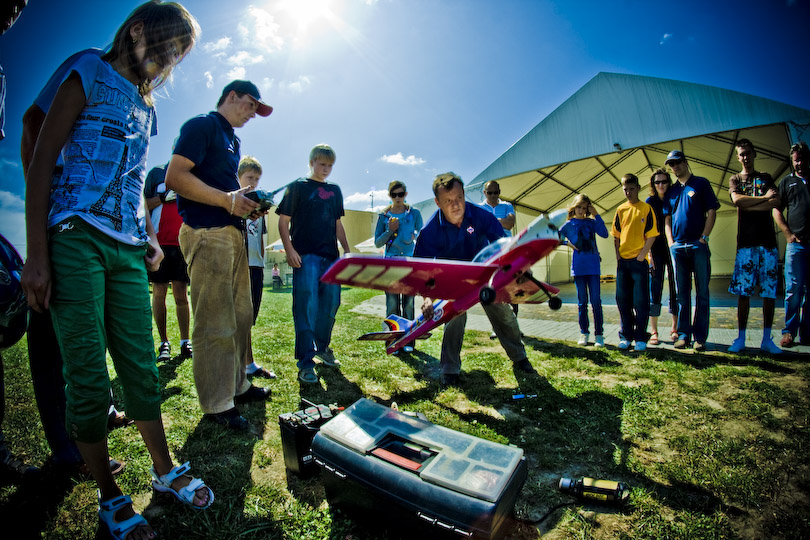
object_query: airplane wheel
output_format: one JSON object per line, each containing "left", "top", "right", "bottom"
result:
{"left": 548, "top": 296, "right": 562, "bottom": 310}
{"left": 479, "top": 286, "right": 497, "bottom": 305}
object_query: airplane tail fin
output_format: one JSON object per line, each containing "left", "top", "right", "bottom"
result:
{"left": 383, "top": 314, "right": 415, "bottom": 333}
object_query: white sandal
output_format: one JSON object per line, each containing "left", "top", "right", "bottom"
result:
{"left": 98, "top": 491, "right": 152, "bottom": 540}
{"left": 150, "top": 462, "right": 214, "bottom": 510}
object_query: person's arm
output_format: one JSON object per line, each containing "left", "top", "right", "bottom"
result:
{"left": 374, "top": 214, "right": 391, "bottom": 248}
{"left": 143, "top": 200, "right": 164, "bottom": 271}
{"left": 592, "top": 209, "right": 609, "bottom": 238}
{"left": 259, "top": 219, "right": 266, "bottom": 258}
{"left": 165, "top": 154, "right": 258, "bottom": 217}
{"left": 636, "top": 235, "right": 656, "bottom": 263}
{"left": 278, "top": 214, "right": 301, "bottom": 268}
{"left": 498, "top": 212, "right": 515, "bottom": 232}
{"left": 731, "top": 189, "right": 780, "bottom": 210}
{"left": 145, "top": 194, "right": 162, "bottom": 211}
{"left": 421, "top": 296, "right": 434, "bottom": 319}
{"left": 21, "top": 104, "right": 45, "bottom": 175}
{"left": 773, "top": 207, "right": 796, "bottom": 243}
{"left": 614, "top": 236, "right": 621, "bottom": 260}
{"left": 336, "top": 218, "right": 351, "bottom": 254}
{"left": 20, "top": 75, "right": 87, "bottom": 312}
{"left": 699, "top": 209, "right": 717, "bottom": 243}
{"left": 665, "top": 215, "right": 674, "bottom": 247}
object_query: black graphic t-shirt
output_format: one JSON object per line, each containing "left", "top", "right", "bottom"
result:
{"left": 276, "top": 178, "right": 345, "bottom": 259}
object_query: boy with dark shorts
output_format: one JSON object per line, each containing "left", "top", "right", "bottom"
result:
{"left": 145, "top": 163, "right": 192, "bottom": 360}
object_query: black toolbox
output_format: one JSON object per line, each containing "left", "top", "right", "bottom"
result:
{"left": 278, "top": 400, "right": 340, "bottom": 478}
{"left": 311, "top": 398, "right": 527, "bottom": 539}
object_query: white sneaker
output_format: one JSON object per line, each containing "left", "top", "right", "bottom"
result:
{"left": 760, "top": 339, "right": 782, "bottom": 355}
{"left": 577, "top": 333, "right": 590, "bottom": 346}
{"left": 634, "top": 341, "right": 647, "bottom": 352}
{"left": 594, "top": 336, "right": 605, "bottom": 348}
{"left": 727, "top": 337, "right": 745, "bottom": 353}
{"left": 618, "top": 339, "right": 630, "bottom": 350}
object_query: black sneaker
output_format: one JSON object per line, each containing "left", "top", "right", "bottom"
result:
{"left": 513, "top": 358, "right": 537, "bottom": 374}
{"left": 157, "top": 341, "right": 171, "bottom": 361}
{"left": 179, "top": 341, "right": 193, "bottom": 359}
{"left": 234, "top": 385, "right": 272, "bottom": 404}
{"left": 0, "top": 445, "right": 40, "bottom": 483}
{"left": 203, "top": 408, "right": 249, "bottom": 430}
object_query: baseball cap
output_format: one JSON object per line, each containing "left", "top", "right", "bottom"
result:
{"left": 665, "top": 150, "right": 685, "bottom": 164}
{"left": 220, "top": 80, "right": 273, "bottom": 117}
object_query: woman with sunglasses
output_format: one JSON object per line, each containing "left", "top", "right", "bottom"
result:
{"left": 646, "top": 168, "right": 679, "bottom": 344}
{"left": 374, "top": 181, "right": 423, "bottom": 352}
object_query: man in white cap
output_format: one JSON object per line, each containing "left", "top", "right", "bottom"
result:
{"left": 166, "top": 80, "right": 273, "bottom": 430}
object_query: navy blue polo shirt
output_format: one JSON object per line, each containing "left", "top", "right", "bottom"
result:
{"left": 414, "top": 202, "right": 505, "bottom": 261}
{"left": 663, "top": 174, "right": 720, "bottom": 244}
{"left": 175, "top": 111, "right": 243, "bottom": 229}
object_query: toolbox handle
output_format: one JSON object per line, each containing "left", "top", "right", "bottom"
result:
{"left": 299, "top": 398, "right": 324, "bottom": 420}
{"left": 371, "top": 447, "right": 422, "bottom": 471}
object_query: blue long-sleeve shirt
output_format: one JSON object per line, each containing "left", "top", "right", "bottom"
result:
{"left": 560, "top": 215, "right": 608, "bottom": 276}
{"left": 374, "top": 205, "right": 423, "bottom": 257}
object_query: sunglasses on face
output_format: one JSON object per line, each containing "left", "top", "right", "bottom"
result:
{"left": 667, "top": 159, "right": 684, "bottom": 166}
{"left": 654, "top": 180, "right": 669, "bottom": 185}
{"left": 486, "top": 191, "right": 500, "bottom": 195}
{"left": 390, "top": 191, "right": 405, "bottom": 198}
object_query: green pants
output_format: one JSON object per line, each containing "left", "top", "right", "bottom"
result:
{"left": 49, "top": 218, "right": 161, "bottom": 443}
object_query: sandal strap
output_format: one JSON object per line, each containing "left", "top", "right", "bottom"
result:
{"left": 98, "top": 492, "right": 150, "bottom": 540}
{"left": 152, "top": 461, "right": 191, "bottom": 487}
{"left": 99, "top": 493, "right": 133, "bottom": 513}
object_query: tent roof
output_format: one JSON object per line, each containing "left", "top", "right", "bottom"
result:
{"left": 469, "top": 72, "right": 810, "bottom": 216}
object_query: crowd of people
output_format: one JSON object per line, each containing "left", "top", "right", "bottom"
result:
{"left": 0, "top": 2, "right": 809, "bottom": 539}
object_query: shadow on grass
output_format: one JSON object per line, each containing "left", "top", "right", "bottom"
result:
{"left": 522, "top": 336, "right": 621, "bottom": 367}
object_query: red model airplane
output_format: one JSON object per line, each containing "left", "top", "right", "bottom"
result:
{"left": 320, "top": 209, "right": 567, "bottom": 354}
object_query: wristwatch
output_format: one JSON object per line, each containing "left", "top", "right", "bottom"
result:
{"left": 701, "top": 235, "right": 709, "bottom": 242}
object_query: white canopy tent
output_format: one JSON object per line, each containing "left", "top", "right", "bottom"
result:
{"left": 467, "top": 72, "right": 810, "bottom": 282}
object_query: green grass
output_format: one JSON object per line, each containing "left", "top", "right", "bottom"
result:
{"left": 2, "top": 286, "right": 810, "bottom": 539}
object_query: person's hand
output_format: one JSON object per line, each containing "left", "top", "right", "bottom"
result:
{"left": 21, "top": 254, "right": 51, "bottom": 313}
{"left": 786, "top": 231, "right": 798, "bottom": 244}
{"left": 388, "top": 216, "right": 400, "bottom": 233}
{"left": 698, "top": 237, "right": 707, "bottom": 245}
{"left": 226, "top": 185, "right": 259, "bottom": 217}
{"left": 421, "top": 297, "right": 434, "bottom": 319}
{"left": 145, "top": 240, "right": 164, "bottom": 272}
{"left": 588, "top": 204, "right": 598, "bottom": 216}
{"left": 286, "top": 246, "right": 302, "bottom": 268}
{"left": 764, "top": 188, "right": 776, "bottom": 199}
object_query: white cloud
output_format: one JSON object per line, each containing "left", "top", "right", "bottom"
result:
{"left": 227, "top": 66, "right": 247, "bottom": 80}
{"left": 259, "top": 77, "right": 275, "bottom": 93}
{"left": 380, "top": 152, "right": 426, "bottom": 166}
{"left": 227, "top": 50, "right": 265, "bottom": 66}
{"left": 202, "top": 37, "right": 232, "bottom": 53}
{"left": 239, "top": 7, "right": 284, "bottom": 52}
{"left": 284, "top": 75, "right": 311, "bottom": 94}
{"left": 344, "top": 189, "right": 389, "bottom": 211}
{"left": 659, "top": 33, "right": 672, "bottom": 45}
{"left": 203, "top": 71, "right": 214, "bottom": 88}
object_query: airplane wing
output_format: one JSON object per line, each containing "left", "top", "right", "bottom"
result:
{"left": 497, "top": 278, "right": 560, "bottom": 304}
{"left": 321, "top": 254, "right": 497, "bottom": 301}
{"left": 358, "top": 330, "right": 432, "bottom": 341}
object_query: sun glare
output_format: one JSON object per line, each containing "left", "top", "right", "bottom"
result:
{"left": 279, "top": 0, "right": 335, "bottom": 31}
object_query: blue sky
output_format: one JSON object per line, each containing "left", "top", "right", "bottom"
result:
{"left": 1, "top": 0, "right": 809, "bottom": 255}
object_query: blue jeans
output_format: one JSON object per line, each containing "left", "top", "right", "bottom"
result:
{"left": 671, "top": 242, "right": 711, "bottom": 343}
{"left": 385, "top": 292, "right": 415, "bottom": 320}
{"left": 292, "top": 254, "right": 341, "bottom": 370}
{"left": 616, "top": 258, "right": 651, "bottom": 342}
{"left": 783, "top": 241, "right": 810, "bottom": 339}
{"left": 649, "top": 250, "right": 678, "bottom": 318}
{"left": 574, "top": 274, "right": 603, "bottom": 335}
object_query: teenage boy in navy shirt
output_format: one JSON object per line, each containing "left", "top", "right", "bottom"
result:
{"left": 167, "top": 80, "right": 273, "bottom": 430}
{"left": 416, "top": 172, "right": 535, "bottom": 387}
{"left": 663, "top": 150, "right": 720, "bottom": 352}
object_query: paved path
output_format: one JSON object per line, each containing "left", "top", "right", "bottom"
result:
{"left": 351, "top": 294, "right": 810, "bottom": 356}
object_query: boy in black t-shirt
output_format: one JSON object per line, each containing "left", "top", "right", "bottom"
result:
{"left": 727, "top": 139, "right": 782, "bottom": 355}
{"left": 277, "top": 144, "right": 351, "bottom": 384}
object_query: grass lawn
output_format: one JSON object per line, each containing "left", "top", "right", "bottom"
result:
{"left": 1, "top": 285, "right": 809, "bottom": 539}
